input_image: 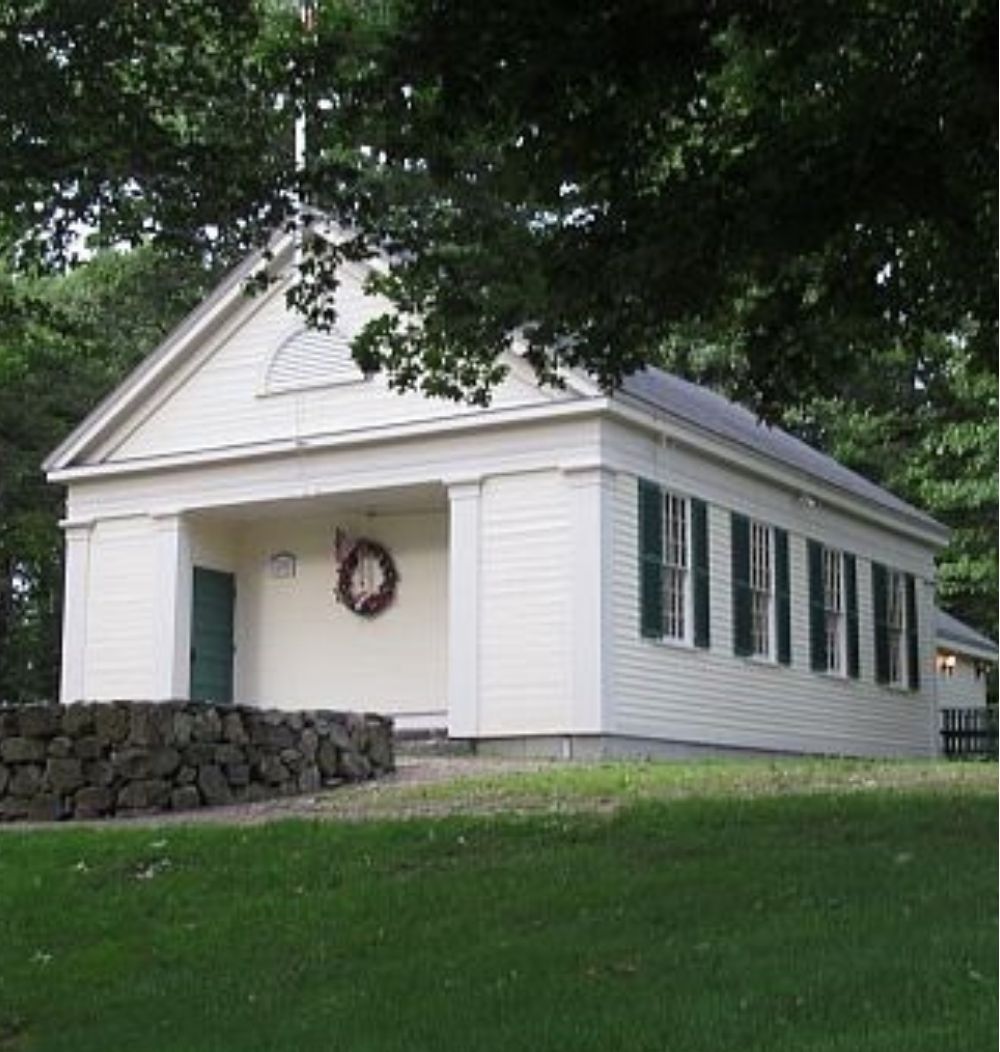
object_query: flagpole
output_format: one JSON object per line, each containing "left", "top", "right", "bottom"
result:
{"left": 295, "top": 2, "right": 316, "bottom": 264}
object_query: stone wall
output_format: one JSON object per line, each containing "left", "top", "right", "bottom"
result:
{"left": 0, "top": 702, "right": 393, "bottom": 822}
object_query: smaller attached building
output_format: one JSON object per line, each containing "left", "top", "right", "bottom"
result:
{"left": 934, "top": 609, "right": 997, "bottom": 710}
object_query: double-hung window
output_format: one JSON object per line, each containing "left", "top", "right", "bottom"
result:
{"left": 808, "top": 541, "right": 859, "bottom": 678}
{"left": 872, "top": 562, "right": 917, "bottom": 690}
{"left": 662, "top": 492, "right": 690, "bottom": 642}
{"left": 822, "top": 547, "right": 846, "bottom": 674}
{"left": 638, "top": 479, "right": 710, "bottom": 649}
{"left": 748, "top": 520, "right": 774, "bottom": 659}
{"left": 733, "top": 514, "right": 790, "bottom": 663}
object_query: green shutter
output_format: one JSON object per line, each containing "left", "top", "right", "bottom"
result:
{"left": 872, "top": 562, "right": 890, "bottom": 684}
{"left": 905, "top": 574, "right": 920, "bottom": 690}
{"left": 807, "top": 540, "right": 826, "bottom": 672}
{"left": 775, "top": 528, "right": 791, "bottom": 665}
{"left": 691, "top": 498, "right": 710, "bottom": 649}
{"left": 638, "top": 479, "right": 663, "bottom": 639}
{"left": 845, "top": 554, "right": 860, "bottom": 679}
{"left": 731, "top": 513, "right": 752, "bottom": 657}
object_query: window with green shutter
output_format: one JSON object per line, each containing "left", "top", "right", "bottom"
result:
{"left": 905, "top": 574, "right": 920, "bottom": 691}
{"left": 638, "top": 479, "right": 663, "bottom": 639}
{"left": 733, "top": 513, "right": 782, "bottom": 661}
{"left": 844, "top": 554, "right": 860, "bottom": 678}
{"left": 691, "top": 498, "right": 710, "bottom": 649}
{"left": 808, "top": 541, "right": 857, "bottom": 678}
{"left": 873, "top": 562, "right": 914, "bottom": 689}
{"left": 807, "top": 540, "right": 826, "bottom": 672}
{"left": 872, "top": 562, "right": 890, "bottom": 684}
{"left": 731, "top": 513, "right": 753, "bottom": 657}
{"left": 775, "top": 528, "right": 791, "bottom": 665}
{"left": 638, "top": 480, "right": 711, "bottom": 647}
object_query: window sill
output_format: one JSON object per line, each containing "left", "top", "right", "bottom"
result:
{"left": 743, "top": 653, "right": 780, "bottom": 667}
{"left": 882, "top": 681, "right": 914, "bottom": 694}
{"left": 642, "top": 635, "right": 698, "bottom": 652}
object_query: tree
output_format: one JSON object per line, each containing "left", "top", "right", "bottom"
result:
{"left": 780, "top": 340, "right": 998, "bottom": 636}
{"left": 0, "top": 1, "right": 995, "bottom": 643}
{"left": 0, "top": 248, "right": 215, "bottom": 702}
{"left": 283, "top": 0, "right": 996, "bottom": 417}
{"left": 3, "top": 2, "right": 994, "bottom": 413}
{"left": 0, "top": 0, "right": 292, "bottom": 265}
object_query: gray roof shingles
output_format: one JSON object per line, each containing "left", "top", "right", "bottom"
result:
{"left": 618, "top": 368, "right": 944, "bottom": 532}
{"left": 936, "top": 609, "right": 998, "bottom": 657}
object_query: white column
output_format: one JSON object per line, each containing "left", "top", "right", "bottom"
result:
{"left": 59, "top": 521, "right": 93, "bottom": 703}
{"left": 151, "top": 513, "right": 192, "bottom": 701}
{"left": 446, "top": 480, "right": 482, "bottom": 738}
{"left": 563, "top": 465, "right": 615, "bottom": 735}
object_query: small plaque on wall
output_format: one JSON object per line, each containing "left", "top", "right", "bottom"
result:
{"left": 269, "top": 551, "right": 297, "bottom": 579}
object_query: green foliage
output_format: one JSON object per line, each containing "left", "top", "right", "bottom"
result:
{"left": 0, "top": 0, "right": 293, "bottom": 264}
{"left": 0, "top": 767, "right": 995, "bottom": 1051}
{"left": 284, "top": 0, "right": 996, "bottom": 416}
{"left": 0, "top": 248, "right": 213, "bottom": 702}
{"left": 779, "top": 339, "right": 998, "bottom": 635}
{"left": 0, "top": 3, "right": 995, "bottom": 659}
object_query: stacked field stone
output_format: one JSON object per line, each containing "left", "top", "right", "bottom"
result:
{"left": 0, "top": 702, "right": 393, "bottom": 822}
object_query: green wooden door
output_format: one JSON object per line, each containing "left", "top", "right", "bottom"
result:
{"left": 190, "top": 567, "right": 235, "bottom": 703}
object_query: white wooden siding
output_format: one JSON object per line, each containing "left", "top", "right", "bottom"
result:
{"left": 95, "top": 271, "right": 562, "bottom": 465}
{"left": 936, "top": 655, "right": 989, "bottom": 709}
{"left": 611, "top": 472, "right": 938, "bottom": 756}
{"left": 80, "top": 517, "right": 157, "bottom": 699}
{"left": 232, "top": 509, "right": 447, "bottom": 717}
{"left": 477, "top": 472, "right": 572, "bottom": 735}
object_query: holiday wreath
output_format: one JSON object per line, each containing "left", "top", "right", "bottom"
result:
{"left": 335, "top": 537, "right": 399, "bottom": 617}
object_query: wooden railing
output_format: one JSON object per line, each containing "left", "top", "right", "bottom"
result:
{"left": 940, "top": 707, "right": 999, "bottom": 759}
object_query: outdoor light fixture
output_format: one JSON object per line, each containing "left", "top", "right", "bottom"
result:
{"left": 936, "top": 652, "right": 957, "bottom": 675}
{"left": 269, "top": 551, "right": 297, "bottom": 579}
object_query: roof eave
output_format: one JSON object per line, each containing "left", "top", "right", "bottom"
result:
{"left": 610, "top": 392, "right": 951, "bottom": 549}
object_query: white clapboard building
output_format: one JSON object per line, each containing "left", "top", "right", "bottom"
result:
{"left": 46, "top": 231, "right": 960, "bottom": 758}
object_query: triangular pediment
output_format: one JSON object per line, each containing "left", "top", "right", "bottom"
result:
{"left": 49, "top": 237, "right": 585, "bottom": 472}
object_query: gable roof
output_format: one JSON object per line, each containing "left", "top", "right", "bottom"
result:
{"left": 936, "top": 609, "right": 998, "bottom": 661}
{"left": 43, "top": 235, "right": 947, "bottom": 546}
{"left": 618, "top": 368, "right": 945, "bottom": 534}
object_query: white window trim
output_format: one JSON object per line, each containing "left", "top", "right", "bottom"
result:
{"left": 659, "top": 490, "right": 694, "bottom": 647}
{"left": 822, "top": 547, "right": 848, "bottom": 679}
{"left": 748, "top": 519, "right": 776, "bottom": 663}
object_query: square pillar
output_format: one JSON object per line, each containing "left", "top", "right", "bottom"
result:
{"left": 59, "top": 521, "right": 93, "bottom": 703}
{"left": 446, "top": 480, "right": 481, "bottom": 738}
{"left": 563, "top": 465, "right": 615, "bottom": 735}
{"left": 151, "top": 513, "right": 192, "bottom": 701}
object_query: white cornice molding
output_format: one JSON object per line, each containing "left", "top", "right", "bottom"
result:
{"left": 47, "top": 398, "right": 610, "bottom": 485}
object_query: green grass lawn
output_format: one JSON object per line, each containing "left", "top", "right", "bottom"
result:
{"left": 0, "top": 760, "right": 995, "bottom": 1052}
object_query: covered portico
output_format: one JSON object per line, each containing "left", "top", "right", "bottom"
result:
{"left": 61, "top": 478, "right": 469, "bottom": 731}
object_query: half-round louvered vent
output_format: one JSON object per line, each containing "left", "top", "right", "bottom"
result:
{"left": 264, "top": 327, "right": 365, "bottom": 394}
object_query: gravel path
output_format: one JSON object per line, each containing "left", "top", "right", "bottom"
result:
{"left": 0, "top": 753, "right": 556, "bottom": 831}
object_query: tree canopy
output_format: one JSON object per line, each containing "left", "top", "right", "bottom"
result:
{"left": 292, "top": 0, "right": 997, "bottom": 418}
{"left": 0, "top": 0, "right": 995, "bottom": 695}
{"left": 2, "top": 1, "right": 994, "bottom": 411}
{"left": 0, "top": 248, "right": 215, "bottom": 702}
